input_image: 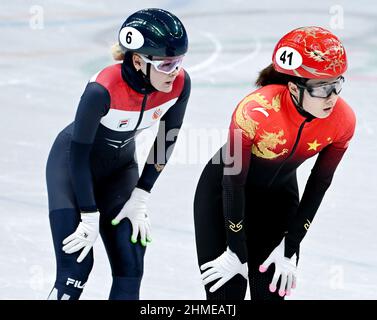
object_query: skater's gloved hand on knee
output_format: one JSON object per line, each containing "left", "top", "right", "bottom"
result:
{"left": 259, "top": 237, "right": 297, "bottom": 297}
{"left": 200, "top": 247, "right": 248, "bottom": 293}
{"left": 62, "top": 211, "right": 100, "bottom": 263}
{"left": 111, "top": 187, "right": 152, "bottom": 246}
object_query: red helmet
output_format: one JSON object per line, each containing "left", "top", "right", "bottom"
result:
{"left": 272, "top": 26, "right": 347, "bottom": 79}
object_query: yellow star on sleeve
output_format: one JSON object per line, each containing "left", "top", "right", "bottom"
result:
{"left": 307, "top": 139, "right": 321, "bottom": 151}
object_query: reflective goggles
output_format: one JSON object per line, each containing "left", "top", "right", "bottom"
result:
{"left": 139, "top": 55, "right": 184, "bottom": 74}
{"left": 297, "top": 76, "right": 345, "bottom": 98}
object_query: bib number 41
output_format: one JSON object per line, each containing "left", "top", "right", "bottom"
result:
{"left": 275, "top": 46, "right": 302, "bottom": 70}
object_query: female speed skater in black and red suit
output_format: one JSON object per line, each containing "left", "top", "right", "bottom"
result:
{"left": 46, "top": 8, "right": 191, "bottom": 300}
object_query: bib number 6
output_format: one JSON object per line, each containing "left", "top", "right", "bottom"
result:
{"left": 126, "top": 31, "right": 132, "bottom": 44}
{"left": 119, "top": 26, "right": 145, "bottom": 50}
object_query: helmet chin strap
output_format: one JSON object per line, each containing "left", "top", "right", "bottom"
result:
{"left": 121, "top": 51, "right": 156, "bottom": 94}
{"left": 146, "top": 55, "right": 152, "bottom": 82}
{"left": 136, "top": 55, "right": 153, "bottom": 89}
{"left": 135, "top": 67, "right": 153, "bottom": 90}
{"left": 291, "top": 86, "right": 315, "bottom": 120}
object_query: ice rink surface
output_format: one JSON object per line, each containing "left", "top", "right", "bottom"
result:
{"left": 1, "top": 0, "right": 376, "bottom": 299}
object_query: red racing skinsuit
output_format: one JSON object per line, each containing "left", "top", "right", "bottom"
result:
{"left": 222, "top": 84, "right": 356, "bottom": 263}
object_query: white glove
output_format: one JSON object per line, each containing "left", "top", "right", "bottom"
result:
{"left": 200, "top": 247, "right": 248, "bottom": 293}
{"left": 62, "top": 211, "right": 100, "bottom": 263}
{"left": 259, "top": 237, "right": 297, "bottom": 297}
{"left": 111, "top": 187, "right": 151, "bottom": 246}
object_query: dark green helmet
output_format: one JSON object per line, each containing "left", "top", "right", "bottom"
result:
{"left": 118, "top": 8, "right": 188, "bottom": 57}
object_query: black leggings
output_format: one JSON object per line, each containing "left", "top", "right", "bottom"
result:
{"left": 194, "top": 156, "right": 299, "bottom": 300}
